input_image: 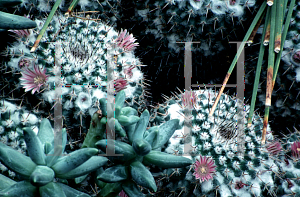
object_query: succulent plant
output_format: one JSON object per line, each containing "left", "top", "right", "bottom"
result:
{"left": 84, "top": 90, "right": 193, "bottom": 197}
{"left": 0, "top": 118, "right": 108, "bottom": 197}
{"left": 0, "top": 0, "right": 36, "bottom": 31}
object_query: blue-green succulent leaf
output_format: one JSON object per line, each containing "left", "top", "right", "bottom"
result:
{"left": 30, "top": 166, "right": 55, "bottom": 187}
{"left": 143, "top": 151, "right": 192, "bottom": 168}
{"left": 0, "top": 142, "right": 36, "bottom": 178}
{"left": 55, "top": 156, "right": 108, "bottom": 179}
{"left": 118, "top": 115, "right": 140, "bottom": 126}
{"left": 51, "top": 148, "right": 98, "bottom": 175}
{"left": 130, "top": 161, "right": 157, "bottom": 192}
{"left": 57, "top": 182, "right": 91, "bottom": 197}
{"left": 96, "top": 139, "right": 136, "bottom": 162}
{"left": 144, "top": 128, "right": 159, "bottom": 149}
{"left": 23, "top": 127, "right": 46, "bottom": 165}
{"left": 0, "top": 181, "right": 37, "bottom": 197}
{"left": 39, "top": 182, "right": 66, "bottom": 197}
{"left": 44, "top": 142, "right": 52, "bottom": 154}
{"left": 122, "top": 180, "right": 145, "bottom": 197}
{"left": 99, "top": 98, "right": 107, "bottom": 116}
{"left": 45, "top": 145, "right": 63, "bottom": 167}
{"left": 115, "top": 90, "right": 125, "bottom": 109}
{"left": 97, "top": 165, "right": 128, "bottom": 183}
{"left": 0, "top": 174, "right": 16, "bottom": 190}
{"left": 0, "top": 11, "right": 37, "bottom": 30}
{"left": 153, "top": 119, "right": 180, "bottom": 149}
{"left": 121, "top": 106, "right": 138, "bottom": 116}
{"left": 37, "top": 119, "right": 54, "bottom": 149}
{"left": 132, "top": 139, "right": 151, "bottom": 156}
{"left": 108, "top": 118, "right": 126, "bottom": 137}
{"left": 98, "top": 182, "right": 122, "bottom": 197}
{"left": 133, "top": 109, "right": 150, "bottom": 141}
{"left": 75, "top": 174, "right": 88, "bottom": 184}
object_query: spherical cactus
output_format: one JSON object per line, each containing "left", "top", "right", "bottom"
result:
{"left": 4, "top": 12, "right": 147, "bottom": 144}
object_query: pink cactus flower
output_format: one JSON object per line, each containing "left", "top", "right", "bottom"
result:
{"left": 20, "top": 64, "right": 49, "bottom": 94}
{"left": 115, "top": 29, "right": 139, "bottom": 51}
{"left": 193, "top": 155, "right": 216, "bottom": 183}
{"left": 114, "top": 78, "right": 128, "bottom": 92}
{"left": 18, "top": 58, "right": 31, "bottom": 69}
{"left": 118, "top": 190, "right": 128, "bottom": 197}
{"left": 124, "top": 65, "right": 135, "bottom": 79}
{"left": 291, "top": 141, "right": 300, "bottom": 158}
{"left": 266, "top": 141, "right": 282, "bottom": 155}
{"left": 181, "top": 90, "right": 197, "bottom": 109}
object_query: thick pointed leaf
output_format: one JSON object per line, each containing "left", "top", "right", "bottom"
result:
{"left": 75, "top": 174, "right": 88, "bottom": 184}
{"left": 56, "top": 156, "right": 108, "bottom": 179}
{"left": 97, "top": 165, "right": 128, "bottom": 183}
{"left": 0, "top": 11, "right": 37, "bottom": 29}
{"left": 82, "top": 111, "right": 106, "bottom": 149}
{"left": 154, "top": 119, "right": 179, "bottom": 149}
{"left": 23, "top": 127, "right": 46, "bottom": 165}
{"left": 52, "top": 148, "right": 98, "bottom": 175}
{"left": 96, "top": 139, "right": 136, "bottom": 163}
{"left": 30, "top": 166, "right": 55, "bottom": 187}
{"left": 108, "top": 118, "right": 126, "bottom": 137}
{"left": 45, "top": 145, "right": 63, "bottom": 167}
{"left": 0, "top": 181, "right": 37, "bottom": 197}
{"left": 115, "top": 90, "right": 125, "bottom": 109}
{"left": 0, "top": 142, "right": 36, "bottom": 177}
{"left": 132, "top": 139, "right": 151, "bottom": 156}
{"left": 0, "top": 174, "right": 16, "bottom": 190}
{"left": 120, "top": 107, "right": 138, "bottom": 116}
{"left": 133, "top": 109, "right": 150, "bottom": 141}
{"left": 130, "top": 161, "right": 157, "bottom": 192}
{"left": 37, "top": 119, "right": 54, "bottom": 149}
{"left": 39, "top": 182, "right": 66, "bottom": 197}
{"left": 143, "top": 151, "right": 192, "bottom": 168}
{"left": 144, "top": 129, "right": 159, "bottom": 149}
{"left": 57, "top": 182, "right": 90, "bottom": 197}
{"left": 122, "top": 180, "right": 145, "bottom": 197}
{"left": 118, "top": 115, "right": 140, "bottom": 126}
{"left": 98, "top": 182, "right": 122, "bottom": 197}
{"left": 99, "top": 98, "right": 107, "bottom": 116}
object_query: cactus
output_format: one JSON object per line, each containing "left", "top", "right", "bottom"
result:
{"left": 0, "top": 118, "right": 108, "bottom": 196}
{"left": 3, "top": 12, "right": 148, "bottom": 149}
{"left": 88, "top": 90, "right": 193, "bottom": 197}
{"left": 145, "top": 88, "right": 280, "bottom": 196}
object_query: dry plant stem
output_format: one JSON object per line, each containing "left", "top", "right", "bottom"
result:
{"left": 30, "top": 0, "right": 62, "bottom": 52}
{"left": 262, "top": 0, "right": 277, "bottom": 145}
{"left": 208, "top": 2, "right": 267, "bottom": 117}
{"left": 247, "top": 14, "right": 264, "bottom": 45}
{"left": 264, "top": 16, "right": 271, "bottom": 45}
{"left": 265, "top": 1, "right": 276, "bottom": 107}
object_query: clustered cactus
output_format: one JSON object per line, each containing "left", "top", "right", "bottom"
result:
{"left": 145, "top": 88, "right": 300, "bottom": 196}
{"left": 3, "top": 12, "right": 149, "bottom": 143}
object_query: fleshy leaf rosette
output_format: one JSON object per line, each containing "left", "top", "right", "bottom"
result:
{"left": 0, "top": 118, "right": 108, "bottom": 197}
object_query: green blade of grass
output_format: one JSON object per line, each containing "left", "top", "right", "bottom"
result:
{"left": 30, "top": 0, "right": 62, "bottom": 53}
{"left": 247, "top": 6, "right": 270, "bottom": 127}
